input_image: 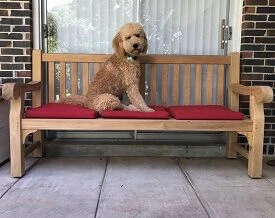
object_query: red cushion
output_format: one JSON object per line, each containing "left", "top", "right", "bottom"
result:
{"left": 25, "top": 103, "right": 98, "bottom": 119}
{"left": 101, "top": 106, "right": 169, "bottom": 119}
{"left": 167, "top": 105, "right": 244, "bottom": 120}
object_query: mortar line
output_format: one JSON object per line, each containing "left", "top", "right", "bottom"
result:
{"left": 177, "top": 159, "right": 212, "bottom": 218}
{"left": 94, "top": 157, "right": 109, "bottom": 218}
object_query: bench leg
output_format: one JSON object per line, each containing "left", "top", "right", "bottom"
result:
{"left": 9, "top": 97, "right": 25, "bottom": 177}
{"left": 248, "top": 138, "right": 263, "bottom": 178}
{"left": 226, "top": 132, "right": 238, "bottom": 158}
{"left": 247, "top": 96, "right": 264, "bottom": 178}
{"left": 10, "top": 133, "right": 25, "bottom": 177}
{"left": 32, "top": 130, "right": 44, "bottom": 157}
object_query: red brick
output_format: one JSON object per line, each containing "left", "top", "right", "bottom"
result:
{"left": 256, "top": 22, "right": 275, "bottom": 29}
{"left": 242, "top": 22, "right": 255, "bottom": 29}
{"left": 241, "top": 73, "right": 263, "bottom": 80}
{"left": 16, "top": 71, "right": 31, "bottom": 77}
{"left": 244, "top": 0, "right": 268, "bottom": 5}
{"left": 243, "top": 14, "right": 267, "bottom": 21}
{"left": 267, "top": 30, "right": 275, "bottom": 36}
{"left": 255, "top": 37, "right": 275, "bottom": 43}
{"left": 243, "top": 6, "right": 256, "bottom": 13}
{"left": 241, "top": 52, "right": 253, "bottom": 58}
{"left": 241, "top": 37, "right": 254, "bottom": 43}
{"left": 257, "top": 7, "right": 275, "bottom": 13}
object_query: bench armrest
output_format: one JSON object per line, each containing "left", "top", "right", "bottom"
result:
{"left": 230, "top": 83, "right": 273, "bottom": 103}
{"left": 2, "top": 81, "right": 42, "bottom": 100}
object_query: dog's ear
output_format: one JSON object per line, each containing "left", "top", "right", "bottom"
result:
{"left": 112, "top": 32, "right": 125, "bottom": 56}
{"left": 142, "top": 33, "right": 148, "bottom": 54}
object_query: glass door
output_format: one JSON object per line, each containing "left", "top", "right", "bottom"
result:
{"left": 44, "top": 0, "right": 231, "bottom": 142}
{"left": 46, "top": 0, "right": 229, "bottom": 55}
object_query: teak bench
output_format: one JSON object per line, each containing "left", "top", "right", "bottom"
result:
{"left": 2, "top": 50, "right": 273, "bottom": 178}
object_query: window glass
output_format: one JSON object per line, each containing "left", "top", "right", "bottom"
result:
{"left": 47, "top": 0, "right": 227, "bottom": 55}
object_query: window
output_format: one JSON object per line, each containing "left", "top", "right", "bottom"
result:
{"left": 47, "top": 0, "right": 229, "bottom": 55}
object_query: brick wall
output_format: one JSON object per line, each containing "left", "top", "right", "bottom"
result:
{"left": 0, "top": 0, "right": 32, "bottom": 107}
{"left": 241, "top": 0, "right": 275, "bottom": 155}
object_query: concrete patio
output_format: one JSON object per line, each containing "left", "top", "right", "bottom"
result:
{"left": 0, "top": 157, "right": 275, "bottom": 218}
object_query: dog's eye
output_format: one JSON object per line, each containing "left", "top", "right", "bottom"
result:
{"left": 125, "top": 36, "right": 131, "bottom": 40}
{"left": 135, "top": 34, "right": 140, "bottom": 38}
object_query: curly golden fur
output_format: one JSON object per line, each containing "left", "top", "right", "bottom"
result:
{"left": 59, "top": 22, "right": 153, "bottom": 112}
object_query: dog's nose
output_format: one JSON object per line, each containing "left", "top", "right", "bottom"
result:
{"left": 133, "top": 43, "right": 139, "bottom": 49}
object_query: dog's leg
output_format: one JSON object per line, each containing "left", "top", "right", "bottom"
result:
{"left": 126, "top": 84, "right": 154, "bottom": 112}
{"left": 87, "top": 93, "right": 121, "bottom": 112}
{"left": 59, "top": 95, "right": 88, "bottom": 107}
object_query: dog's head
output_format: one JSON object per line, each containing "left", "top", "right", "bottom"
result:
{"left": 112, "top": 22, "right": 148, "bottom": 57}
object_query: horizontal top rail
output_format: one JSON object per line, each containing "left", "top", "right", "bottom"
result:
{"left": 42, "top": 53, "right": 231, "bottom": 64}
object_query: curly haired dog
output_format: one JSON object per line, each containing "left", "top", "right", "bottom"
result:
{"left": 60, "top": 22, "right": 154, "bottom": 112}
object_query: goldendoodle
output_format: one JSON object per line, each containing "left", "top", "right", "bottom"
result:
{"left": 60, "top": 22, "right": 153, "bottom": 112}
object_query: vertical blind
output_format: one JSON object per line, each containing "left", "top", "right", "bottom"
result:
{"left": 47, "top": 0, "right": 227, "bottom": 55}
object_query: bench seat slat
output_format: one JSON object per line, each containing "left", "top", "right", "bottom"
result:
{"left": 22, "top": 118, "right": 253, "bottom": 132}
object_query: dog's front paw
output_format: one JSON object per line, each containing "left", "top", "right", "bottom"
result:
{"left": 143, "top": 107, "right": 155, "bottom": 112}
{"left": 123, "top": 104, "right": 141, "bottom": 111}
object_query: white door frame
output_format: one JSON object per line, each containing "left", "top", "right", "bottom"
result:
{"left": 228, "top": 0, "right": 243, "bottom": 52}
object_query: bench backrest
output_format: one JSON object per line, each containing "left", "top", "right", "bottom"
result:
{"left": 32, "top": 50, "right": 240, "bottom": 110}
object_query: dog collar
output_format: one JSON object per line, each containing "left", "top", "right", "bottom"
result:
{"left": 126, "top": 56, "right": 137, "bottom": 62}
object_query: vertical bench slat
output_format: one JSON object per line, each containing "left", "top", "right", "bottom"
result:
{"left": 48, "top": 62, "right": 55, "bottom": 102}
{"left": 60, "top": 62, "right": 66, "bottom": 98}
{"left": 140, "top": 64, "right": 145, "bottom": 97}
{"left": 162, "top": 64, "right": 168, "bottom": 106}
{"left": 184, "top": 64, "right": 191, "bottom": 105}
{"left": 206, "top": 64, "right": 214, "bottom": 104}
{"left": 71, "top": 63, "right": 78, "bottom": 95}
{"left": 83, "top": 63, "right": 89, "bottom": 95}
{"left": 217, "top": 64, "right": 224, "bottom": 105}
{"left": 195, "top": 64, "right": 202, "bottom": 104}
{"left": 150, "top": 64, "right": 157, "bottom": 105}
{"left": 173, "top": 64, "right": 180, "bottom": 105}
{"left": 94, "top": 63, "right": 101, "bottom": 75}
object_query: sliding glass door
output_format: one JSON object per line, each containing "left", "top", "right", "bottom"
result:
{"left": 46, "top": 0, "right": 228, "bottom": 55}
{"left": 44, "top": 0, "right": 230, "bottom": 141}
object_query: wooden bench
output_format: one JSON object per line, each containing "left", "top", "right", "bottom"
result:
{"left": 2, "top": 49, "right": 273, "bottom": 178}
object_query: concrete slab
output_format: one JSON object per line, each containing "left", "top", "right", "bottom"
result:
{"left": 180, "top": 158, "right": 275, "bottom": 218}
{"left": 0, "top": 157, "right": 106, "bottom": 218}
{"left": 0, "top": 158, "right": 38, "bottom": 197}
{"left": 96, "top": 157, "right": 208, "bottom": 218}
